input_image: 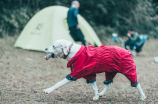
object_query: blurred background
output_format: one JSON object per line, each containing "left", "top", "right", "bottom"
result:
{"left": 0, "top": 0, "right": 158, "bottom": 39}
{"left": 0, "top": 0, "right": 158, "bottom": 103}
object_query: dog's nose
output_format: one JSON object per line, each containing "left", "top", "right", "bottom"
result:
{"left": 45, "top": 48, "right": 48, "bottom": 51}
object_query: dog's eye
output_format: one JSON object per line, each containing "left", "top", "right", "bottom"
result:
{"left": 53, "top": 45, "right": 55, "bottom": 48}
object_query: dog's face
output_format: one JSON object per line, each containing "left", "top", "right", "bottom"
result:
{"left": 44, "top": 40, "right": 69, "bottom": 60}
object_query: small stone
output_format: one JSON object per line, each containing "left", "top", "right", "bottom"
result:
{"left": 32, "top": 90, "right": 37, "bottom": 93}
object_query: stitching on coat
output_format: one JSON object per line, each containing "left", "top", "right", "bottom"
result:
{"left": 123, "top": 65, "right": 134, "bottom": 75}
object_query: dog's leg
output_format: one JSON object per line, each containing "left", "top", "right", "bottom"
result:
{"left": 91, "top": 82, "right": 99, "bottom": 100}
{"left": 136, "top": 83, "right": 146, "bottom": 101}
{"left": 44, "top": 78, "right": 71, "bottom": 94}
{"left": 98, "top": 83, "right": 111, "bottom": 97}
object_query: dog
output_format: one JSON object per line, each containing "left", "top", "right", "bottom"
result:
{"left": 43, "top": 39, "right": 146, "bottom": 101}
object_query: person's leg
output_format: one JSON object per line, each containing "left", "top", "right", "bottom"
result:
{"left": 135, "top": 41, "right": 145, "bottom": 53}
{"left": 127, "top": 41, "right": 137, "bottom": 57}
{"left": 124, "top": 40, "right": 129, "bottom": 49}
{"left": 69, "top": 27, "right": 78, "bottom": 41}
{"left": 125, "top": 40, "right": 132, "bottom": 51}
{"left": 129, "top": 41, "right": 137, "bottom": 50}
{"left": 76, "top": 29, "right": 86, "bottom": 45}
{"left": 69, "top": 27, "right": 86, "bottom": 45}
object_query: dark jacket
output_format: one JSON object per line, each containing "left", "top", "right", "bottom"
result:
{"left": 128, "top": 32, "right": 141, "bottom": 42}
{"left": 67, "top": 7, "right": 78, "bottom": 27}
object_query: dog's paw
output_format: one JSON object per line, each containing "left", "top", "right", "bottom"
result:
{"left": 141, "top": 95, "right": 146, "bottom": 101}
{"left": 43, "top": 88, "right": 52, "bottom": 94}
{"left": 98, "top": 92, "right": 104, "bottom": 97}
{"left": 93, "top": 95, "right": 99, "bottom": 101}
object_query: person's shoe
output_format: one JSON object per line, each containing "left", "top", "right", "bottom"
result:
{"left": 126, "top": 46, "right": 130, "bottom": 50}
{"left": 131, "top": 50, "right": 136, "bottom": 57}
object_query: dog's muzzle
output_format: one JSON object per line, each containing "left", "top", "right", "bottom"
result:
{"left": 44, "top": 53, "right": 54, "bottom": 60}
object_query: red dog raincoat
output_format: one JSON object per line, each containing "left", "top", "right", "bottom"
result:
{"left": 67, "top": 45, "right": 137, "bottom": 85}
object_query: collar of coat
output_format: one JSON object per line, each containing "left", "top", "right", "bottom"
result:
{"left": 67, "top": 45, "right": 85, "bottom": 67}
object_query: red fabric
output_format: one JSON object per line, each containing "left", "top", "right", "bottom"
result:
{"left": 67, "top": 45, "right": 137, "bottom": 84}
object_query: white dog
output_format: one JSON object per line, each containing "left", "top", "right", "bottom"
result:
{"left": 43, "top": 39, "right": 146, "bottom": 101}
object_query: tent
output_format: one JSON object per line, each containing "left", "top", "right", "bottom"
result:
{"left": 14, "top": 6, "right": 102, "bottom": 52}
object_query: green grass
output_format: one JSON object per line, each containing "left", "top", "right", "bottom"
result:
{"left": 0, "top": 37, "right": 158, "bottom": 104}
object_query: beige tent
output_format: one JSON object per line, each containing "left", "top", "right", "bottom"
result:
{"left": 14, "top": 6, "right": 102, "bottom": 52}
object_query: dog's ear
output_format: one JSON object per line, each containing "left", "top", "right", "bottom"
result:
{"left": 61, "top": 42, "right": 69, "bottom": 55}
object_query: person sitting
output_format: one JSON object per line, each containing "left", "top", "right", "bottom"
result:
{"left": 124, "top": 27, "right": 144, "bottom": 56}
